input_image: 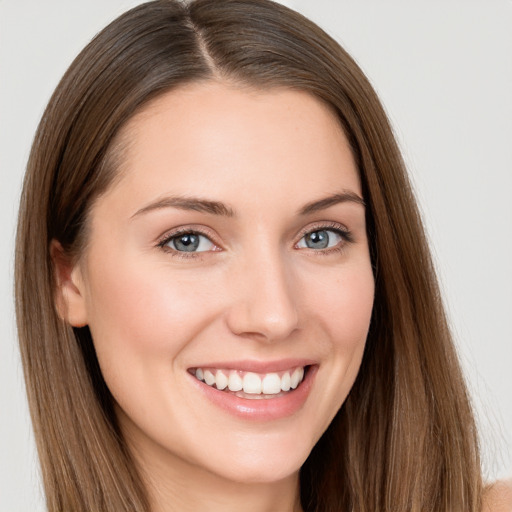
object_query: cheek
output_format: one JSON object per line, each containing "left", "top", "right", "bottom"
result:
{"left": 287, "top": 258, "right": 374, "bottom": 438}
{"left": 83, "top": 257, "right": 220, "bottom": 383}
{"left": 307, "top": 260, "right": 375, "bottom": 352}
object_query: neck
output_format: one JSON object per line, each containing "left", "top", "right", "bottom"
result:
{"left": 140, "top": 451, "right": 303, "bottom": 512}
{"left": 120, "top": 421, "right": 302, "bottom": 512}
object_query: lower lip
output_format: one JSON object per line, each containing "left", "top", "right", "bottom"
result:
{"left": 189, "top": 366, "right": 317, "bottom": 421}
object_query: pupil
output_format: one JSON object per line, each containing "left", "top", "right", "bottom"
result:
{"left": 306, "top": 230, "right": 329, "bottom": 249}
{"left": 174, "top": 234, "right": 199, "bottom": 252}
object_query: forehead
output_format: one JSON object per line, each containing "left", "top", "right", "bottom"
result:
{"left": 99, "top": 81, "right": 360, "bottom": 214}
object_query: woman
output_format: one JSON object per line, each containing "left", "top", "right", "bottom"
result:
{"left": 14, "top": 0, "right": 508, "bottom": 511}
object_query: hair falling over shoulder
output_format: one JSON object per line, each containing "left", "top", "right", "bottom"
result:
{"left": 15, "top": 1, "right": 483, "bottom": 510}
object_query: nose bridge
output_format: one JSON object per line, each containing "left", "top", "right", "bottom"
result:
{"left": 226, "top": 240, "right": 299, "bottom": 342}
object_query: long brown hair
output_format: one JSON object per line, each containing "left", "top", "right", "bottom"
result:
{"left": 15, "top": 1, "right": 482, "bottom": 510}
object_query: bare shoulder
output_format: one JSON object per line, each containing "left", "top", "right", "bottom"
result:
{"left": 483, "top": 479, "right": 512, "bottom": 512}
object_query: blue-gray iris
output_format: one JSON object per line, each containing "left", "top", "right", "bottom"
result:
{"left": 174, "top": 234, "right": 200, "bottom": 252}
{"left": 306, "top": 230, "right": 329, "bottom": 249}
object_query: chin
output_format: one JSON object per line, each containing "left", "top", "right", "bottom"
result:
{"left": 208, "top": 456, "right": 306, "bottom": 485}
{"left": 195, "top": 429, "right": 315, "bottom": 484}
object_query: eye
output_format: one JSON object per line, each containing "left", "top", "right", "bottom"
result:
{"left": 164, "top": 232, "right": 216, "bottom": 253}
{"left": 296, "top": 228, "right": 344, "bottom": 250}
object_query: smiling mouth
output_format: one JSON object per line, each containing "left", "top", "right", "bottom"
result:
{"left": 189, "top": 366, "right": 308, "bottom": 399}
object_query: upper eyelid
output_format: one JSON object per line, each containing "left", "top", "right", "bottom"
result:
{"left": 295, "top": 221, "right": 350, "bottom": 239}
{"left": 294, "top": 222, "right": 354, "bottom": 252}
{"left": 156, "top": 226, "right": 220, "bottom": 248}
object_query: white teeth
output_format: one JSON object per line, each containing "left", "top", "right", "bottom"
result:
{"left": 215, "top": 370, "right": 228, "bottom": 390}
{"left": 243, "top": 372, "right": 262, "bottom": 394}
{"left": 228, "top": 372, "right": 243, "bottom": 392}
{"left": 262, "top": 373, "right": 281, "bottom": 394}
{"left": 193, "top": 366, "right": 307, "bottom": 395}
{"left": 204, "top": 370, "right": 215, "bottom": 386}
{"left": 290, "top": 367, "right": 304, "bottom": 389}
{"left": 281, "top": 372, "right": 291, "bottom": 391}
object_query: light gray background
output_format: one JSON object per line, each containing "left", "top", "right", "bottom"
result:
{"left": 1, "top": 1, "right": 511, "bottom": 510}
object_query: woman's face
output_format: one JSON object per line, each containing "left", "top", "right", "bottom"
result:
{"left": 66, "top": 82, "right": 374, "bottom": 484}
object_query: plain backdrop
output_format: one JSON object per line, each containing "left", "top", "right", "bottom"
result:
{"left": 1, "top": 1, "right": 511, "bottom": 510}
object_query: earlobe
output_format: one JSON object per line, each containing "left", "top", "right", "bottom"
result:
{"left": 50, "top": 240, "right": 88, "bottom": 327}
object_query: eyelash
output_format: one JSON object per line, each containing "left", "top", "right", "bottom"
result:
{"left": 295, "top": 222, "right": 354, "bottom": 256}
{"left": 156, "top": 222, "right": 353, "bottom": 259}
{"left": 156, "top": 227, "right": 218, "bottom": 260}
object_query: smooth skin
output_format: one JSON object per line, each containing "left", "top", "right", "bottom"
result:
{"left": 484, "top": 478, "right": 512, "bottom": 512}
{"left": 54, "top": 82, "right": 375, "bottom": 512}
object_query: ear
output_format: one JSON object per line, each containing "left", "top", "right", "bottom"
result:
{"left": 50, "top": 240, "right": 88, "bottom": 327}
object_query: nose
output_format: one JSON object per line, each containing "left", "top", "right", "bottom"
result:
{"left": 225, "top": 248, "right": 299, "bottom": 343}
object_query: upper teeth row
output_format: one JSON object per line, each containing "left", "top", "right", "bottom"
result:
{"left": 194, "top": 367, "right": 305, "bottom": 395}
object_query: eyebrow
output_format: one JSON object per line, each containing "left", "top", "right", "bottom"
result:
{"left": 298, "top": 191, "right": 365, "bottom": 215}
{"left": 131, "top": 195, "right": 235, "bottom": 219}
{"left": 131, "top": 190, "right": 364, "bottom": 220}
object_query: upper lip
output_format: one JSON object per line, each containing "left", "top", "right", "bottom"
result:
{"left": 188, "top": 358, "right": 317, "bottom": 373}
